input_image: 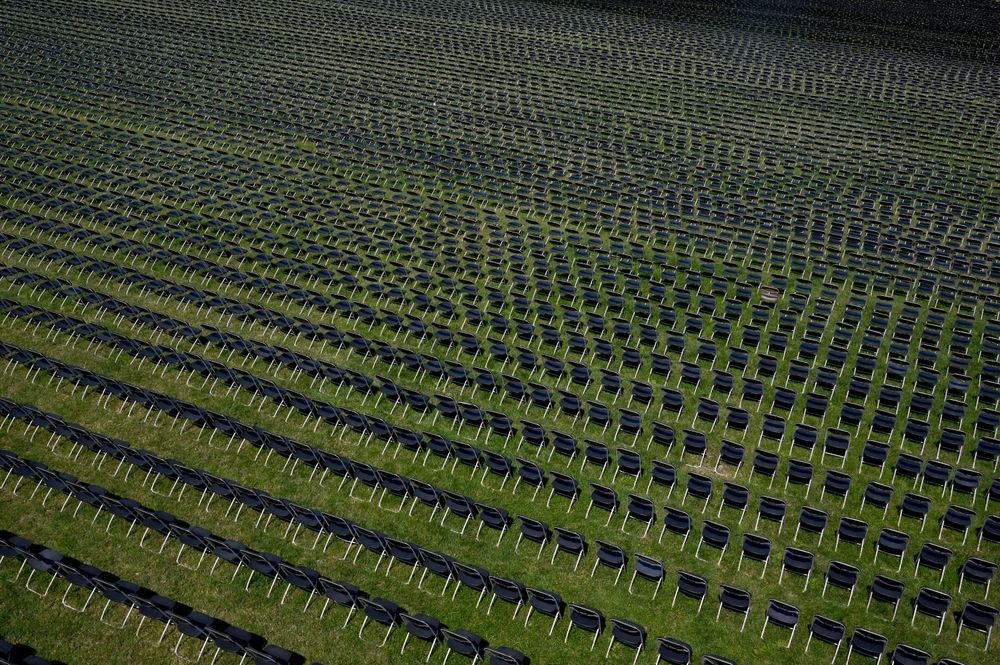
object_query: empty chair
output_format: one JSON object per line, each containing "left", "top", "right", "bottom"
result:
{"left": 715, "top": 440, "right": 744, "bottom": 473}
{"left": 701, "top": 656, "right": 737, "bottom": 665}
{"left": 756, "top": 496, "right": 787, "bottom": 533}
{"left": 718, "top": 483, "right": 749, "bottom": 523}
{"left": 451, "top": 563, "right": 491, "bottom": 605}
{"left": 649, "top": 422, "right": 676, "bottom": 452}
{"left": 659, "top": 508, "right": 692, "bottom": 549}
{"left": 867, "top": 574, "right": 906, "bottom": 619}
{"left": 824, "top": 561, "right": 860, "bottom": 605}
{"left": 780, "top": 547, "right": 814, "bottom": 590}
{"left": 785, "top": 459, "right": 814, "bottom": 496}
{"left": 696, "top": 521, "right": 730, "bottom": 564}
{"left": 752, "top": 450, "right": 779, "bottom": 488}
{"left": 716, "top": 585, "right": 751, "bottom": 632}
{"left": 439, "top": 492, "right": 478, "bottom": 536}
{"left": 654, "top": 637, "right": 692, "bottom": 665}
{"left": 980, "top": 515, "right": 1000, "bottom": 550}
{"left": 400, "top": 613, "right": 444, "bottom": 662}
{"left": 586, "top": 483, "right": 618, "bottom": 524}
{"left": 515, "top": 517, "right": 550, "bottom": 558}
{"left": 959, "top": 557, "right": 997, "bottom": 596}
{"left": 760, "top": 599, "right": 799, "bottom": 648}
{"left": 551, "top": 528, "right": 587, "bottom": 570}
{"left": 564, "top": 603, "right": 604, "bottom": 650}
{"left": 914, "top": 543, "right": 953, "bottom": 583}
{"left": 836, "top": 517, "right": 868, "bottom": 554}
{"left": 860, "top": 440, "right": 891, "bottom": 477}
{"left": 591, "top": 540, "right": 627, "bottom": 584}
{"left": 613, "top": 449, "right": 643, "bottom": 487}
{"left": 939, "top": 505, "right": 976, "bottom": 543}
{"left": 796, "top": 507, "right": 828, "bottom": 544}
{"left": 951, "top": 468, "right": 981, "bottom": 502}
{"left": 356, "top": 597, "right": 403, "bottom": 647}
{"left": 621, "top": 494, "right": 655, "bottom": 538}
{"left": 486, "top": 576, "right": 526, "bottom": 618}
{"left": 898, "top": 493, "right": 931, "bottom": 531}
{"left": 922, "top": 461, "right": 952, "bottom": 495}
{"left": 512, "top": 459, "right": 545, "bottom": 501}
{"left": 911, "top": 587, "right": 952, "bottom": 635}
{"left": 681, "top": 429, "right": 708, "bottom": 466}
{"left": 384, "top": 538, "right": 422, "bottom": 584}
{"left": 647, "top": 460, "right": 677, "bottom": 497}
{"left": 547, "top": 472, "right": 579, "bottom": 512}
{"left": 475, "top": 505, "right": 511, "bottom": 547}
{"left": 739, "top": 534, "right": 771, "bottom": 577}
{"left": 481, "top": 452, "right": 513, "bottom": 490}
{"left": 409, "top": 481, "right": 442, "bottom": 520}
{"left": 417, "top": 549, "right": 456, "bottom": 595}
{"left": 822, "top": 470, "right": 851, "bottom": 507}
{"left": 792, "top": 424, "right": 818, "bottom": 458}
{"left": 805, "top": 615, "right": 845, "bottom": 663}
{"left": 524, "top": 588, "right": 564, "bottom": 635}
{"left": 319, "top": 581, "right": 364, "bottom": 625}
{"left": 673, "top": 571, "right": 708, "bottom": 613}
{"left": 483, "top": 646, "right": 528, "bottom": 665}
{"left": 845, "top": 628, "right": 887, "bottom": 663}
{"left": 683, "top": 474, "right": 713, "bottom": 512}
{"left": 606, "top": 618, "right": 646, "bottom": 665}
{"left": 629, "top": 553, "right": 664, "bottom": 598}
{"left": 822, "top": 430, "right": 851, "bottom": 467}
{"left": 893, "top": 454, "right": 923, "bottom": 486}
{"left": 862, "top": 483, "right": 895, "bottom": 519}
{"left": 548, "top": 431, "right": 579, "bottom": 465}
{"left": 440, "top": 629, "right": 487, "bottom": 665}
{"left": 874, "top": 529, "right": 910, "bottom": 572}
{"left": 957, "top": 600, "right": 997, "bottom": 650}
{"left": 581, "top": 441, "right": 610, "bottom": 476}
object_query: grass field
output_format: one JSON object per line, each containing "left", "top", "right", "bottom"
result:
{"left": 1, "top": 1, "right": 999, "bottom": 665}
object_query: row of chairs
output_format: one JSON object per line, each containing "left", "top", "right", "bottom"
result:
{"left": 2, "top": 379, "right": 997, "bottom": 662}
{"left": 4, "top": 307, "right": 997, "bottom": 611}
{"left": 0, "top": 11, "right": 992, "bottom": 306}
{"left": 0, "top": 449, "right": 532, "bottom": 665}
{"left": 2, "top": 298, "right": 998, "bottom": 566}
{"left": 6, "top": 260, "right": 998, "bottom": 507}
{"left": 2, "top": 260, "right": 994, "bottom": 525}
{"left": 3, "top": 222, "right": 998, "bottom": 478}
{"left": 5, "top": 208, "right": 996, "bottom": 427}
{"left": 3, "top": 134, "right": 992, "bottom": 330}
{"left": 0, "top": 530, "right": 304, "bottom": 665}
{"left": 5, "top": 200, "right": 995, "bottom": 430}
{"left": 1, "top": 297, "right": 995, "bottom": 567}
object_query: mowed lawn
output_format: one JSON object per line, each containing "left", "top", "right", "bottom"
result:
{"left": 1, "top": 1, "right": 999, "bottom": 665}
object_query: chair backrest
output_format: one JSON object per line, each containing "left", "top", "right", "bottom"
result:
{"left": 483, "top": 646, "right": 527, "bottom": 665}
{"left": 441, "top": 629, "right": 486, "bottom": 657}
{"left": 655, "top": 637, "right": 692, "bottom": 665}
{"left": 810, "top": 615, "right": 845, "bottom": 643}
{"left": 633, "top": 553, "right": 664, "bottom": 580}
{"left": 609, "top": 618, "right": 646, "bottom": 648}
{"left": 677, "top": 571, "right": 707, "bottom": 598}
{"left": 719, "top": 585, "right": 751, "bottom": 611}
{"left": 889, "top": 644, "right": 931, "bottom": 665}
{"left": 915, "top": 587, "right": 952, "bottom": 615}
{"left": 526, "top": 587, "right": 562, "bottom": 615}
{"left": 766, "top": 599, "right": 799, "bottom": 627}
{"left": 851, "top": 628, "right": 887, "bottom": 657}
{"left": 567, "top": 603, "right": 604, "bottom": 632}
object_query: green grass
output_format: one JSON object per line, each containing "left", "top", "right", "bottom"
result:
{"left": 1, "top": 1, "right": 999, "bottom": 664}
